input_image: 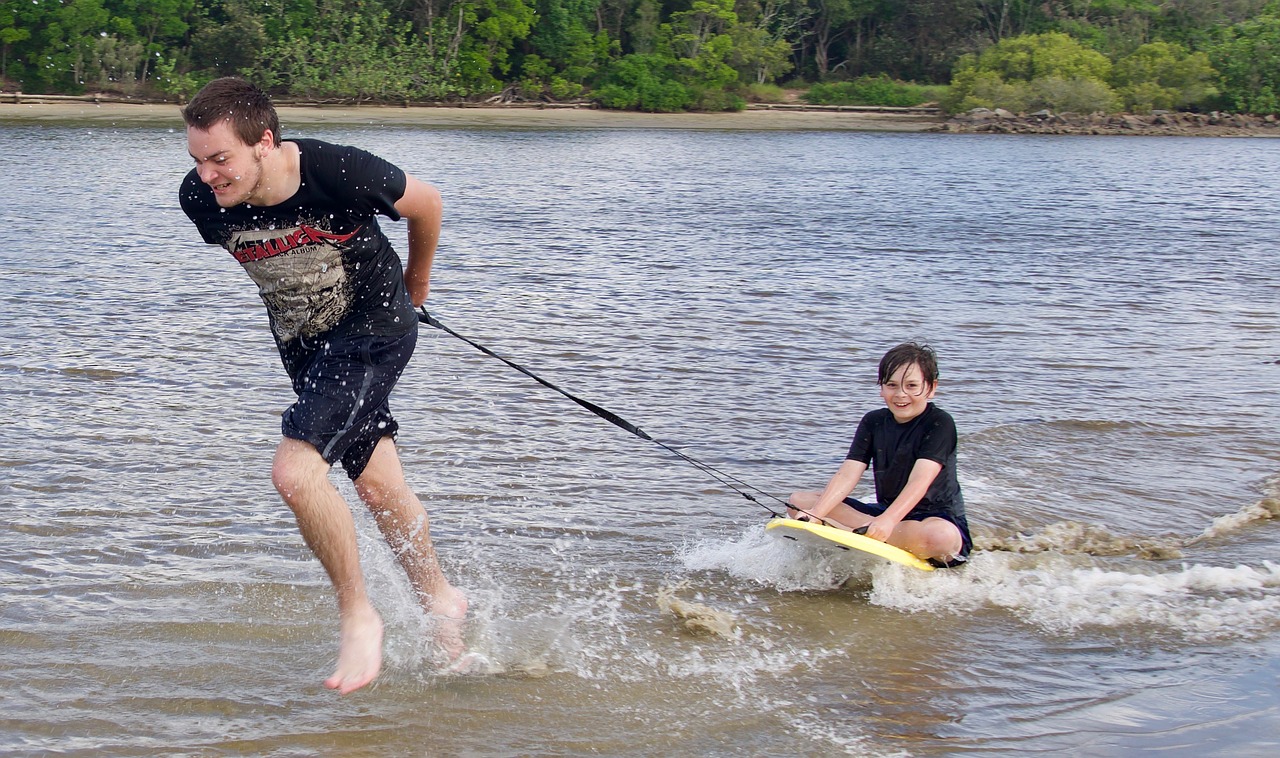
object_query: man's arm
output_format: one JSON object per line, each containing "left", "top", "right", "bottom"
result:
{"left": 395, "top": 174, "right": 443, "bottom": 307}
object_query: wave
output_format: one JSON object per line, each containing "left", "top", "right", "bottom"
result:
{"left": 978, "top": 521, "right": 1187, "bottom": 560}
{"left": 681, "top": 522, "right": 1280, "bottom": 644}
{"left": 1187, "top": 479, "right": 1280, "bottom": 545}
{"left": 980, "top": 485, "right": 1280, "bottom": 558}
{"left": 871, "top": 554, "right": 1280, "bottom": 642}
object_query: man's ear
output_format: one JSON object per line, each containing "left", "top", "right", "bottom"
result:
{"left": 257, "top": 129, "right": 275, "bottom": 156}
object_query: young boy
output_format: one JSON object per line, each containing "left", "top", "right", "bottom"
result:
{"left": 788, "top": 342, "right": 971, "bottom": 567}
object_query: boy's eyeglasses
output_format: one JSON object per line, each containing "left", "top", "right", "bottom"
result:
{"left": 881, "top": 382, "right": 928, "bottom": 397}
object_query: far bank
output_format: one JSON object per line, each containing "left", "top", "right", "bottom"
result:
{"left": 0, "top": 101, "right": 941, "bottom": 132}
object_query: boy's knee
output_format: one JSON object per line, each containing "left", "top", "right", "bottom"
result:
{"left": 920, "top": 521, "right": 963, "bottom": 560}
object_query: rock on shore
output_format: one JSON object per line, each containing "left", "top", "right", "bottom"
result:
{"left": 936, "top": 107, "right": 1280, "bottom": 137}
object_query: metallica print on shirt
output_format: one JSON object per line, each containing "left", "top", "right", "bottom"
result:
{"left": 180, "top": 139, "right": 418, "bottom": 344}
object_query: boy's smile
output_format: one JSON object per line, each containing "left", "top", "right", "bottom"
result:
{"left": 880, "top": 362, "right": 936, "bottom": 423}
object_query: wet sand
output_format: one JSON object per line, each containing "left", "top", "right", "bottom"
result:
{"left": 0, "top": 100, "right": 942, "bottom": 131}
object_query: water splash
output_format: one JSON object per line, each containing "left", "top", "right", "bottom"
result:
{"left": 1187, "top": 490, "right": 1280, "bottom": 545}
{"left": 978, "top": 520, "right": 1185, "bottom": 560}
{"left": 680, "top": 525, "right": 880, "bottom": 591}
{"left": 685, "top": 523, "right": 1280, "bottom": 644}
{"left": 656, "top": 583, "right": 738, "bottom": 639}
{"left": 872, "top": 553, "right": 1280, "bottom": 642}
{"left": 980, "top": 485, "right": 1280, "bottom": 559}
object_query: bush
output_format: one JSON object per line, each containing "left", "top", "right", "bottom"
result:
{"left": 804, "top": 75, "right": 938, "bottom": 107}
{"left": 942, "top": 69, "right": 1031, "bottom": 113}
{"left": 1111, "top": 42, "right": 1218, "bottom": 112}
{"left": 944, "top": 32, "right": 1120, "bottom": 114}
{"left": 690, "top": 88, "right": 746, "bottom": 111}
{"left": 1208, "top": 14, "right": 1280, "bottom": 115}
{"left": 974, "top": 32, "right": 1112, "bottom": 83}
{"left": 742, "top": 82, "right": 787, "bottom": 103}
{"left": 592, "top": 54, "right": 692, "bottom": 112}
{"left": 1029, "top": 76, "right": 1119, "bottom": 113}
{"left": 1117, "top": 81, "right": 1178, "bottom": 113}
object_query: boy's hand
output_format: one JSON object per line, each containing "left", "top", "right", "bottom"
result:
{"left": 862, "top": 516, "right": 897, "bottom": 542}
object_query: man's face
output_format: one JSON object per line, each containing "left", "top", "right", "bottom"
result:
{"left": 186, "top": 120, "right": 267, "bottom": 207}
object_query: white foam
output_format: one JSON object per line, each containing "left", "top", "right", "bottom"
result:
{"left": 684, "top": 524, "right": 1280, "bottom": 644}
{"left": 870, "top": 553, "right": 1280, "bottom": 642}
{"left": 680, "top": 524, "right": 885, "bottom": 591}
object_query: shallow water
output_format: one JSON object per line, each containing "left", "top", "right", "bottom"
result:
{"left": 1, "top": 119, "right": 1279, "bottom": 756}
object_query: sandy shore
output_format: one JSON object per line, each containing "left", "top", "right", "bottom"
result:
{"left": 0, "top": 100, "right": 942, "bottom": 131}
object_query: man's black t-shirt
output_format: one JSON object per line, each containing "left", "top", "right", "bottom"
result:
{"left": 180, "top": 138, "right": 416, "bottom": 344}
{"left": 846, "top": 403, "right": 965, "bottom": 520}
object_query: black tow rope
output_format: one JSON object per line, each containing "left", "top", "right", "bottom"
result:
{"left": 419, "top": 308, "right": 792, "bottom": 518}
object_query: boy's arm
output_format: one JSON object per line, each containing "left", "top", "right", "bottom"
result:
{"left": 863, "top": 458, "right": 942, "bottom": 542}
{"left": 394, "top": 173, "right": 443, "bottom": 307}
{"left": 807, "top": 459, "right": 868, "bottom": 521}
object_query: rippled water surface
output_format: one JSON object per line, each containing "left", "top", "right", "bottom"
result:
{"left": 2, "top": 118, "right": 1279, "bottom": 756}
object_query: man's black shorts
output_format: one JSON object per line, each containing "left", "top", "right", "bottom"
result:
{"left": 843, "top": 496, "right": 973, "bottom": 568}
{"left": 278, "top": 324, "right": 417, "bottom": 480}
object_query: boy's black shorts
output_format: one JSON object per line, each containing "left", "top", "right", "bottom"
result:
{"left": 278, "top": 324, "right": 417, "bottom": 480}
{"left": 843, "top": 496, "right": 973, "bottom": 568}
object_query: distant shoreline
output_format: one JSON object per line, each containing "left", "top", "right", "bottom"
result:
{"left": 0, "top": 100, "right": 942, "bottom": 132}
{"left": 8, "top": 99, "right": 1273, "bottom": 137}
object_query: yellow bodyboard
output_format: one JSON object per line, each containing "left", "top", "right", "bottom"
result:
{"left": 766, "top": 518, "right": 935, "bottom": 572}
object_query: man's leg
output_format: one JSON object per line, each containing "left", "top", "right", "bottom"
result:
{"left": 353, "top": 437, "right": 467, "bottom": 658}
{"left": 273, "top": 436, "right": 383, "bottom": 695}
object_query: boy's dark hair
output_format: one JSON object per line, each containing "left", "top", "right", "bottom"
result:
{"left": 182, "top": 77, "right": 281, "bottom": 148}
{"left": 878, "top": 342, "right": 939, "bottom": 386}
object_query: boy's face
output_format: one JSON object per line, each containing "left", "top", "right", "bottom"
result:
{"left": 880, "top": 362, "right": 936, "bottom": 423}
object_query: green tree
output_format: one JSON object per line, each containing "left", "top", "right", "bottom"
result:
{"left": 455, "top": 0, "right": 536, "bottom": 92}
{"left": 0, "top": 0, "right": 33, "bottom": 83}
{"left": 1110, "top": 40, "right": 1217, "bottom": 112}
{"left": 592, "top": 52, "right": 692, "bottom": 110}
{"left": 728, "top": 0, "right": 803, "bottom": 85}
{"left": 522, "top": 0, "right": 612, "bottom": 97}
{"left": 39, "top": 0, "right": 112, "bottom": 92}
{"left": 117, "top": 0, "right": 192, "bottom": 84}
{"left": 254, "top": 0, "right": 464, "bottom": 100}
{"left": 969, "top": 30, "right": 1112, "bottom": 81}
{"left": 188, "top": 0, "right": 270, "bottom": 77}
{"left": 665, "top": 0, "right": 744, "bottom": 106}
{"left": 943, "top": 31, "right": 1118, "bottom": 113}
{"left": 805, "top": 0, "right": 876, "bottom": 79}
{"left": 629, "top": 0, "right": 661, "bottom": 54}
{"left": 1209, "top": 12, "right": 1280, "bottom": 114}
{"left": 728, "top": 22, "right": 794, "bottom": 84}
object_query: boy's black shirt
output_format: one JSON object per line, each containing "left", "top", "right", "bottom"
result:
{"left": 846, "top": 403, "right": 965, "bottom": 519}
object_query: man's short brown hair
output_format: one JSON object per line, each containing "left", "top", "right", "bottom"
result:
{"left": 182, "top": 77, "right": 281, "bottom": 148}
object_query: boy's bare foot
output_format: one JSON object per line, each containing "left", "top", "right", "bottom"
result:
{"left": 324, "top": 604, "right": 384, "bottom": 695}
{"left": 430, "top": 586, "right": 469, "bottom": 665}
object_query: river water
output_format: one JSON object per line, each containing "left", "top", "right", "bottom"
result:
{"left": 1, "top": 116, "right": 1278, "bottom": 756}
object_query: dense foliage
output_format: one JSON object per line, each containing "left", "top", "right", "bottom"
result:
{"left": 2, "top": 0, "right": 1278, "bottom": 113}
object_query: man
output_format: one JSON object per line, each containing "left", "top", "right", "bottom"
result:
{"left": 179, "top": 77, "right": 466, "bottom": 694}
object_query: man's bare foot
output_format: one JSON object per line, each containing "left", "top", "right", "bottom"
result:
{"left": 429, "top": 585, "right": 469, "bottom": 665}
{"left": 324, "top": 604, "right": 384, "bottom": 695}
